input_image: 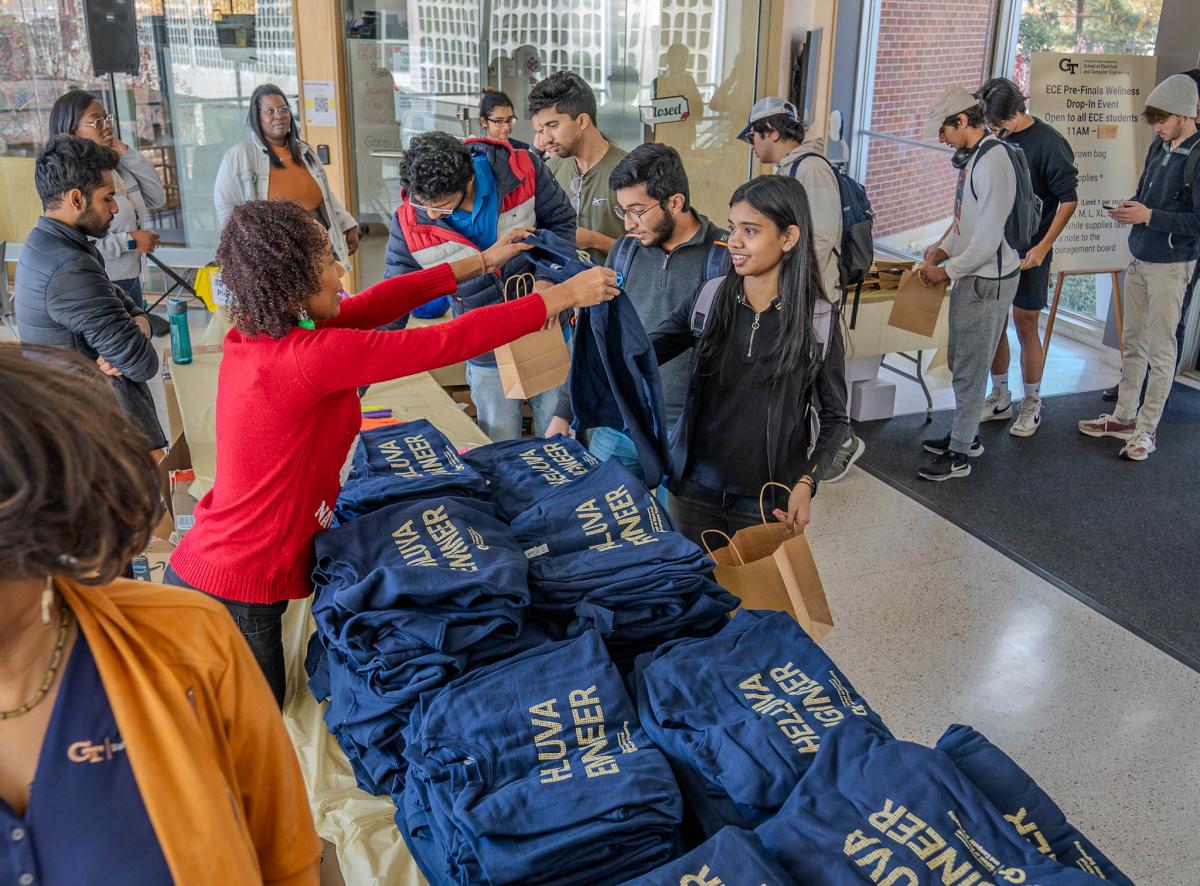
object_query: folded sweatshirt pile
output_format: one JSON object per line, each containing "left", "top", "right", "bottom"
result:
{"left": 307, "top": 496, "right": 534, "bottom": 795}
{"left": 400, "top": 630, "right": 683, "bottom": 885}
{"left": 508, "top": 459, "right": 738, "bottom": 667}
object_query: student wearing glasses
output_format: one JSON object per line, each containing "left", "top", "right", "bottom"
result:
{"left": 479, "top": 89, "right": 529, "bottom": 150}
{"left": 384, "top": 130, "right": 578, "bottom": 441}
{"left": 214, "top": 83, "right": 360, "bottom": 264}
{"left": 48, "top": 90, "right": 166, "bottom": 310}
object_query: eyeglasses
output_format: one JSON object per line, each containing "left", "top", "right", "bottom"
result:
{"left": 410, "top": 191, "right": 465, "bottom": 218}
{"left": 612, "top": 201, "right": 664, "bottom": 223}
{"left": 486, "top": 115, "right": 517, "bottom": 126}
{"left": 262, "top": 106, "right": 292, "bottom": 119}
{"left": 79, "top": 114, "right": 114, "bottom": 131}
{"left": 569, "top": 175, "right": 583, "bottom": 211}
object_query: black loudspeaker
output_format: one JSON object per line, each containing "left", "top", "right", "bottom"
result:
{"left": 84, "top": 0, "right": 140, "bottom": 77}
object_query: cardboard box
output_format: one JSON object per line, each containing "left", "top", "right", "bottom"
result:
{"left": 850, "top": 378, "right": 897, "bottom": 422}
{"left": 154, "top": 434, "right": 198, "bottom": 544}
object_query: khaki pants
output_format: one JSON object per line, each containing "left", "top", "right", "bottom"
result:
{"left": 1115, "top": 259, "right": 1196, "bottom": 436}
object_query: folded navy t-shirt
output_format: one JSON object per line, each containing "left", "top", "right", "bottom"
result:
{"left": 617, "top": 827, "right": 791, "bottom": 886}
{"left": 462, "top": 434, "right": 600, "bottom": 521}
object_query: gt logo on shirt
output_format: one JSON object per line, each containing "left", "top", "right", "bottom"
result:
{"left": 68, "top": 737, "right": 127, "bottom": 763}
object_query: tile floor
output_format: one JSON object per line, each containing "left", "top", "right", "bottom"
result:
{"left": 6, "top": 304, "right": 1197, "bottom": 881}
{"left": 809, "top": 469, "right": 1200, "bottom": 881}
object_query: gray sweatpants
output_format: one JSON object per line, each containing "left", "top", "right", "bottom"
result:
{"left": 947, "top": 274, "right": 1019, "bottom": 452}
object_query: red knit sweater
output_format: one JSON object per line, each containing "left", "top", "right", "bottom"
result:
{"left": 170, "top": 263, "right": 548, "bottom": 604}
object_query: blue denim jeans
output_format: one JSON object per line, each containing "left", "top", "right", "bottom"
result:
{"left": 586, "top": 426, "right": 644, "bottom": 481}
{"left": 112, "top": 276, "right": 144, "bottom": 310}
{"left": 466, "top": 362, "right": 562, "bottom": 441}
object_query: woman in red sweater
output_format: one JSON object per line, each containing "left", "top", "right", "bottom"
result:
{"left": 166, "top": 199, "right": 617, "bottom": 704}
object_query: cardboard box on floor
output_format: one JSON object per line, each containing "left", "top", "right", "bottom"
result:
{"left": 149, "top": 433, "right": 198, "bottom": 545}
{"left": 704, "top": 523, "right": 833, "bottom": 642}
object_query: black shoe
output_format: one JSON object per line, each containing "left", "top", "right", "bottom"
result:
{"left": 918, "top": 450, "right": 972, "bottom": 481}
{"left": 1101, "top": 386, "right": 1118, "bottom": 402}
{"left": 922, "top": 434, "right": 984, "bottom": 457}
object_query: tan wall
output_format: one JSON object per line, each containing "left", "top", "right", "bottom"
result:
{"left": 293, "top": 0, "right": 359, "bottom": 287}
{"left": 0, "top": 157, "right": 42, "bottom": 245}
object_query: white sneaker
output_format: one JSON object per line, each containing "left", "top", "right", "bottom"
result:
{"left": 1119, "top": 430, "right": 1156, "bottom": 461}
{"left": 981, "top": 388, "right": 1013, "bottom": 422}
{"left": 1009, "top": 396, "right": 1042, "bottom": 437}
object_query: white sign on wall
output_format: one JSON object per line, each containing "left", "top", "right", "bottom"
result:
{"left": 1030, "top": 53, "right": 1158, "bottom": 272}
{"left": 303, "top": 79, "right": 338, "bottom": 128}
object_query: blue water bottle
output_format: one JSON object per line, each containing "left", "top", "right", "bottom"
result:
{"left": 168, "top": 297, "right": 192, "bottom": 365}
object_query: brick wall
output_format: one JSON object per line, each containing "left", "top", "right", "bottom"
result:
{"left": 864, "top": 0, "right": 999, "bottom": 240}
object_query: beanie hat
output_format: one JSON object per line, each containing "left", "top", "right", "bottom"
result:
{"left": 1144, "top": 74, "right": 1199, "bottom": 119}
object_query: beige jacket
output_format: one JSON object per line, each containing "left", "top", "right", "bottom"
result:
{"left": 777, "top": 140, "right": 843, "bottom": 304}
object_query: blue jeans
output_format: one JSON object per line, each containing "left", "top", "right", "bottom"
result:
{"left": 113, "top": 276, "right": 144, "bottom": 310}
{"left": 466, "top": 362, "right": 561, "bottom": 441}
{"left": 587, "top": 426, "right": 645, "bottom": 481}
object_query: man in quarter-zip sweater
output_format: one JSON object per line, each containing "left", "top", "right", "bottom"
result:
{"left": 917, "top": 87, "right": 1019, "bottom": 482}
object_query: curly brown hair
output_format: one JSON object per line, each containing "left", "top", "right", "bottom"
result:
{"left": 217, "top": 199, "right": 329, "bottom": 339}
{"left": 0, "top": 344, "right": 162, "bottom": 584}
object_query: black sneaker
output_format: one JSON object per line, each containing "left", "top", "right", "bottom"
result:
{"left": 1101, "top": 386, "right": 1118, "bottom": 403}
{"left": 922, "top": 434, "right": 984, "bottom": 457}
{"left": 918, "top": 450, "right": 971, "bottom": 481}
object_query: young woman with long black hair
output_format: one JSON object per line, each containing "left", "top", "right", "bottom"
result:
{"left": 651, "top": 174, "right": 849, "bottom": 543}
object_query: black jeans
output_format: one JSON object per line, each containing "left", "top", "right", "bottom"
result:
{"left": 163, "top": 565, "right": 288, "bottom": 707}
{"left": 668, "top": 479, "right": 763, "bottom": 548}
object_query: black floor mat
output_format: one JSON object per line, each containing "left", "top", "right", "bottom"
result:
{"left": 854, "top": 384, "right": 1200, "bottom": 672}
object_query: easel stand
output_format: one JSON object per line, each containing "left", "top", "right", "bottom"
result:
{"left": 1042, "top": 268, "right": 1124, "bottom": 370}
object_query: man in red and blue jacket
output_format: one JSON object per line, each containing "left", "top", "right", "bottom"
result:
{"left": 385, "top": 132, "right": 577, "bottom": 440}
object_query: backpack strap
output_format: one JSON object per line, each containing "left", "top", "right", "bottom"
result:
{"left": 813, "top": 297, "right": 834, "bottom": 361}
{"left": 1181, "top": 141, "right": 1200, "bottom": 197}
{"left": 968, "top": 137, "right": 1003, "bottom": 201}
{"left": 703, "top": 237, "right": 731, "bottom": 281}
{"left": 689, "top": 275, "right": 724, "bottom": 338}
{"left": 611, "top": 234, "right": 638, "bottom": 285}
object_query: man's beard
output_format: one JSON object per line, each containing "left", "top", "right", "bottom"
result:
{"left": 77, "top": 205, "right": 113, "bottom": 239}
{"left": 644, "top": 208, "right": 676, "bottom": 249}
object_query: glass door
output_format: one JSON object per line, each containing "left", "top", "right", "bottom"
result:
{"left": 344, "top": 0, "right": 764, "bottom": 286}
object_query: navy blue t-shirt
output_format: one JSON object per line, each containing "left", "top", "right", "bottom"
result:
{"left": 0, "top": 634, "right": 172, "bottom": 885}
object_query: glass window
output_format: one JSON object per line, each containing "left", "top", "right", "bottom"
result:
{"left": 0, "top": 1, "right": 299, "bottom": 253}
{"left": 344, "top": 0, "right": 763, "bottom": 273}
{"left": 1010, "top": 0, "right": 1163, "bottom": 320}
{"left": 856, "top": 0, "right": 1002, "bottom": 256}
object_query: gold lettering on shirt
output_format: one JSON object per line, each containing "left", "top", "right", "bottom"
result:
{"left": 679, "top": 866, "right": 724, "bottom": 886}
{"left": 392, "top": 519, "right": 436, "bottom": 567}
{"left": 1004, "top": 807, "right": 1055, "bottom": 857}
{"left": 848, "top": 801, "right": 999, "bottom": 885}
{"left": 422, "top": 505, "right": 479, "bottom": 572}
{"left": 738, "top": 672, "right": 820, "bottom": 754}
{"left": 529, "top": 686, "right": 629, "bottom": 784}
{"left": 529, "top": 698, "right": 573, "bottom": 783}
{"left": 570, "top": 685, "right": 620, "bottom": 778}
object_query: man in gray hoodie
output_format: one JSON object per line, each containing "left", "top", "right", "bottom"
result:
{"left": 917, "top": 86, "right": 1019, "bottom": 481}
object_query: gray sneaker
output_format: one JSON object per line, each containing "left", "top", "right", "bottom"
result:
{"left": 823, "top": 433, "right": 866, "bottom": 483}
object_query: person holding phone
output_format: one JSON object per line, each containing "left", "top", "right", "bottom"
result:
{"left": 1078, "top": 74, "right": 1200, "bottom": 461}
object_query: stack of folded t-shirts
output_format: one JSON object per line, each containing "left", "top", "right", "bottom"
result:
{"left": 335, "top": 419, "right": 489, "bottom": 523}
{"left": 935, "top": 724, "right": 1132, "bottom": 883}
{"left": 306, "top": 495, "right": 533, "bottom": 796}
{"left": 461, "top": 433, "right": 600, "bottom": 521}
{"left": 755, "top": 717, "right": 1111, "bottom": 884}
{"left": 400, "top": 630, "right": 683, "bottom": 886}
{"left": 508, "top": 458, "right": 738, "bottom": 667}
{"left": 617, "top": 826, "right": 791, "bottom": 886}
{"left": 636, "top": 609, "right": 890, "bottom": 837}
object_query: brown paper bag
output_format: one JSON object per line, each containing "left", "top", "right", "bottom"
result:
{"left": 701, "top": 484, "right": 833, "bottom": 642}
{"left": 493, "top": 273, "right": 569, "bottom": 399}
{"left": 887, "top": 269, "right": 947, "bottom": 337}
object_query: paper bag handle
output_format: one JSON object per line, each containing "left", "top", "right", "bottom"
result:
{"left": 759, "top": 482, "right": 794, "bottom": 525}
{"left": 502, "top": 272, "right": 535, "bottom": 303}
{"left": 700, "top": 529, "right": 745, "bottom": 566}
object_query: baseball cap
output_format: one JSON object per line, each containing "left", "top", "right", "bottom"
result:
{"left": 738, "top": 97, "right": 800, "bottom": 142}
{"left": 921, "top": 86, "right": 981, "bottom": 139}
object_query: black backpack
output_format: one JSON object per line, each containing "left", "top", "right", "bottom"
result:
{"left": 971, "top": 138, "right": 1042, "bottom": 253}
{"left": 788, "top": 153, "right": 875, "bottom": 291}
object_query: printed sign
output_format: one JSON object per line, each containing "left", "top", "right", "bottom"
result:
{"left": 639, "top": 95, "right": 691, "bottom": 127}
{"left": 1030, "top": 53, "right": 1158, "bottom": 272}
{"left": 303, "top": 79, "right": 337, "bottom": 127}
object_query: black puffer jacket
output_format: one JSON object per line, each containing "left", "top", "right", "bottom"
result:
{"left": 15, "top": 216, "right": 165, "bottom": 448}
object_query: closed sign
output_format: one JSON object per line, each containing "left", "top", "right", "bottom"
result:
{"left": 639, "top": 96, "right": 690, "bottom": 126}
